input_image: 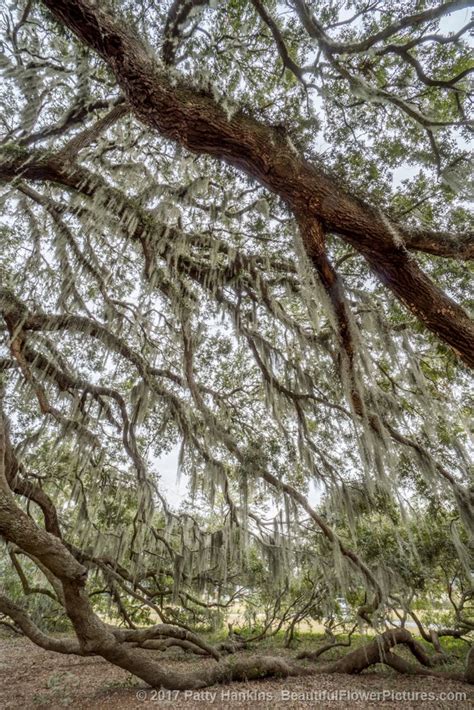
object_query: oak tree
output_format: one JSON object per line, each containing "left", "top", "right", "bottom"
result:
{"left": 0, "top": 0, "right": 473, "bottom": 688}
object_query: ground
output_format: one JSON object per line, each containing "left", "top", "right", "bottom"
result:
{"left": 0, "top": 635, "right": 472, "bottom": 709}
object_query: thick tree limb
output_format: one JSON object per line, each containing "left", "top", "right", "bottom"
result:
{"left": 112, "top": 623, "right": 220, "bottom": 660}
{"left": 34, "top": 0, "right": 474, "bottom": 368}
{"left": 403, "top": 229, "right": 474, "bottom": 260}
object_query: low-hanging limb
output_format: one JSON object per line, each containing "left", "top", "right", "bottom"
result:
{"left": 0, "top": 591, "right": 82, "bottom": 654}
{"left": 297, "top": 623, "right": 357, "bottom": 660}
{"left": 0, "top": 576, "right": 469, "bottom": 687}
{"left": 1, "top": 405, "right": 472, "bottom": 684}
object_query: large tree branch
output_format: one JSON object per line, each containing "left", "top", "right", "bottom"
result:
{"left": 0, "top": 400, "right": 87, "bottom": 583}
{"left": 35, "top": 0, "right": 474, "bottom": 368}
{"left": 403, "top": 229, "right": 474, "bottom": 260}
{"left": 1, "top": 146, "right": 471, "bottom": 264}
{"left": 291, "top": 0, "right": 474, "bottom": 55}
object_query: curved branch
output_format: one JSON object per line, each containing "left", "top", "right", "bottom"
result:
{"left": 162, "top": 0, "right": 209, "bottom": 65}
{"left": 34, "top": 0, "right": 474, "bottom": 368}
{"left": 250, "top": 0, "right": 306, "bottom": 84}
{"left": 293, "top": 0, "right": 474, "bottom": 55}
{"left": 0, "top": 591, "right": 83, "bottom": 654}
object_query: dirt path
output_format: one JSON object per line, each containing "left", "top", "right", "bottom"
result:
{"left": 0, "top": 637, "right": 472, "bottom": 709}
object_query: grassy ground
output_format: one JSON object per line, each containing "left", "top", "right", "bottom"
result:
{"left": 0, "top": 629, "right": 471, "bottom": 709}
